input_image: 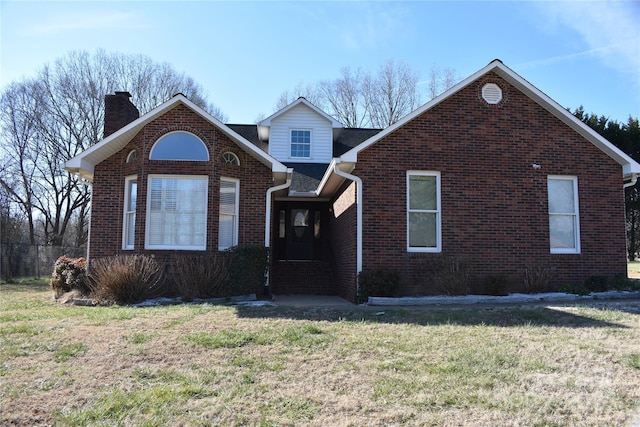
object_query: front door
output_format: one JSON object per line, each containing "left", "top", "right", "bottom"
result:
{"left": 287, "top": 209, "right": 313, "bottom": 260}
{"left": 275, "top": 203, "right": 326, "bottom": 261}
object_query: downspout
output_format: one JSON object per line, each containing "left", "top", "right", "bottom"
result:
{"left": 264, "top": 169, "right": 293, "bottom": 289}
{"left": 265, "top": 169, "right": 293, "bottom": 247}
{"left": 624, "top": 174, "right": 638, "bottom": 189}
{"left": 333, "top": 160, "right": 363, "bottom": 301}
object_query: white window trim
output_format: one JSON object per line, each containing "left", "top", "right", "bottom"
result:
{"left": 144, "top": 174, "right": 208, "bottom": 251}
{"left": 218, "top": 177, "right": 240, "bottom": 251}
{"left": 548, "top": 175, "right": 580, "bottom": 254}
{"left": 149, "top": 131, "right": 209, "bottom": 161}
{"left": 122, "top": 175, "right": 137, "bottom": 250}
{"left": 407, "top": 171, "right": 441, "bottom": 253}
{"left": 222, "top": 151, "right": 240, "bottom": 165}
{"left": 290, "top": 129, "right": 312, "bottom": 159}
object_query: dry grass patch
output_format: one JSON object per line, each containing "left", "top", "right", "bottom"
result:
{"left": 1, "top": 280, "right": 640, "bottom": 426}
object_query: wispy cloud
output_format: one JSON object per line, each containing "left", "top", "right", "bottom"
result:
{"left": 516, "top": 45, "right": 619, "bottom": 69}
{"left": 290, "top": 2, "right": 410, "bottom": 53}
{"left": 532, "top": 1, "right": 639, "bottom": 79}
{"left": 23, "top": 11, "right": 146, "bottom": 35}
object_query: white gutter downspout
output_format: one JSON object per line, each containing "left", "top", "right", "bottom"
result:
{"left": 264, "top": 169, "right": 293, "bottom": 289}
{"left": 333, "top": 160, "right": 363, "bottom": 300}
{"left": 265, "top": 169, "right": 293, "bottom": 247}
{"left": 624, "top": 174, "right": 638, "bottom": 189}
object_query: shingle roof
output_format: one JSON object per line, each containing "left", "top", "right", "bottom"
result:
{"left": 284, "top": 163, "right": 331, "bottom": 193}
{"left": 225, "top": 125, "right": 382, "bottom": 194}
{"left": 226, "top": 124, "right": 268, "bottom": 152}
{"left": 333, "top": 128, "right": 382, "bottom": 156}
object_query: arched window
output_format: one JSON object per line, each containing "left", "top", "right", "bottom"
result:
{"left": 150, "top": 131, "right": 209, "bottom": 161}
{"left": 222, "top": 152, "right": 240, "bottom": 165}
{"left": 126, "top": 150, "right": 138, "bottom": 163}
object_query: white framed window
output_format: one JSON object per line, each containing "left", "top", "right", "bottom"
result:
{"left": 218, "top": 177, "right": 239, "bottom": 250}
{"left": 145, "top": 175, "right": 208, "bottom": 250}
{"left": 149, "top": 131, "right": 209, "bottom": 161}
{"left": 126, "top": 150, "right": 138, "bottom": 163}
{"left": 290, "top": 129, "right": 311, "bottom": 158}
{"left": 122, "top": 176, "right": 137, "bottom": 249}
{"left": 548, "top": 176, "right": 580, "bottom": 254}
{"left": 222, "top": 152, "right": 240, "bottom": 165}
{"left": 407, "top": 171, "right": 441, "bottom": 252}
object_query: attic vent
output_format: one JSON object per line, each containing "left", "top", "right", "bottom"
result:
{"left": 482, "top": 83, "right": 502, "bottom": 104}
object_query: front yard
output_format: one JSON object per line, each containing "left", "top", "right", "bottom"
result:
{"left": 1, "top": 279, "right": 639, "bottom": 426}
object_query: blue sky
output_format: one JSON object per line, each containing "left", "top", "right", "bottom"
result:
{"left": 1, "top": 1, "right": 639, "bottom": 124}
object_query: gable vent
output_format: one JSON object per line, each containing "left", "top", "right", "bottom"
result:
{"left": 482, "top": 83, "right": 503, "bottom": 104}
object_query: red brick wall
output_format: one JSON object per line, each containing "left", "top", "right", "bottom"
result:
{"left": 90, "top": 104, "right": 272, "bottom": 266}
{"left": 354, "top": 73, "right": 627, "bottom": 294}
{"left": 328, "top": 182, "right": 358, "bottom": 301}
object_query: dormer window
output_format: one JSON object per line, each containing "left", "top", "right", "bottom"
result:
{"left": 290, "top": 130, "right": 311, "bottom": 158}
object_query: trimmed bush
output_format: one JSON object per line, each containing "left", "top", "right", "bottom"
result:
{"left": 88, "top": 255, "right": 164, "bottom": 305}
{"left": 226, "top": 245, "right": 269, "bottom": 296}
{"left": 171, "top": 253, "right": 229, "bottom": 301}
{"left": 50, "top": 256, "right": 88, "bottom": 299}
{"left": 358, "top": 269, "right": 400, "bottom": 301}
{"left": 613, "top": 274, "right": 640, "bottom": 291}
{"left": 584, "top": 275, "right": 609, "bottom": 293}
{"left": 483, "top": 274, "right": 510, "bottom": 296}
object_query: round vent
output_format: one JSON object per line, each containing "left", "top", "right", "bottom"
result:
{"left": 482, "top": 83, "right": 502, "bottom": 104}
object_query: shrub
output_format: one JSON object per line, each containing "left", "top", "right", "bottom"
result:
{"left": 88, "top": 255, "right": 164, "bottom": 305}
{"left": 613, "top": 274, "right": 640, "bottom": 291}
{"left": 425, "top": 255, "right": 471, "bottom": 295}
{"left": 584, "top": 275, "right": 610, "bottom": 293}
{"left": 171, "top": 253, "right": 229, "bottom": 301}
{"left": 523, "top": 265, "right": 555, "bottom": 294}
{"left": 358, "top": 269, "right": 400, "bottom": 301}
{"left": 225, "top": 245, "right": 269, "bottom": 296}
{"left": 558, "top": 283, "right": 591, "bottom": 296}
{"left": 483, "top": 274, "right": 510, "bottom": 296}
{"left": 50, "top": 256, "right": 89, "bottom": 299}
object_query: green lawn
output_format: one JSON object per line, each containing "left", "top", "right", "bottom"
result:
{"left": 1, "top": 278, "right": 639, "bottom": 426}
{"left": 629, "top": 261, "right": 640, "bottom": 276}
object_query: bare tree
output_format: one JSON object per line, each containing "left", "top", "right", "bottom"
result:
{"left": 426, "top": 64, "right": 459, "bottom": 100}
{"left": 319, "top": 67, "right": 371, "bottom": 128}
{"left": 274, "top": 81, "right": 325, "bottom": 111}
{"left": 0, "top": 50, "right": 224, "bottom": 248}
{"left": 273, "top": 60, "right": 433, "bottom": 129}
{"left": 364, "top": 60, "right": 420, "bottom": 128}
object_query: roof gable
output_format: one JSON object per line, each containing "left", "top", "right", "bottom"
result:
{"left": 66, "top": 95, "right": 288, "bottom": 181}
{"left": 258, "top": 97, "right": 343, "bottom": 128}
{"left": 340, "top": 60, "right": 640, "bottom": 178}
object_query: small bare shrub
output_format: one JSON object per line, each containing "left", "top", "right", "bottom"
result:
{"left": 414, "top": 255, "right": 471, "bottom": 296}
{"left": 88, "top": 255, "right": 164, "bottom": 305}
{"left": 50, "top": 256, "right": 89, "bottom": 299}
{"left": 523, "top": 265, "right": 555, "bottom": 294}
{"left": 432, "top": 256, "right": 471, "bottom": 295}
{"left": 172, "top": 253, "right": 229, "bottom": 301}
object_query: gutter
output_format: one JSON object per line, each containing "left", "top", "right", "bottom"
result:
{"left": 624, "top": 173, "right": 638, "bottom": 189}
{"left": 265, "top": 168, "right": 293, "bottom": 247}
{"left": 333, "top": 160, "right": 363, "bottom": 300}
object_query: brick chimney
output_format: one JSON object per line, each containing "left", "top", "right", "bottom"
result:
{"left": 103, "top": 91, "right": 140, "bottom": 138}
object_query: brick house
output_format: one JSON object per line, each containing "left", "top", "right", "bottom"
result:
{"left": 66, "top": 60, "right": 640, "bottom": 302}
